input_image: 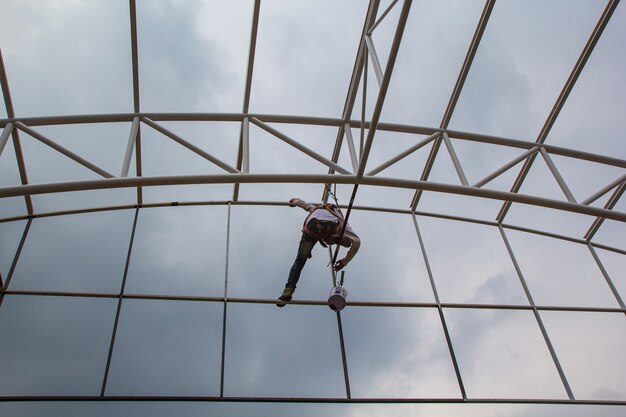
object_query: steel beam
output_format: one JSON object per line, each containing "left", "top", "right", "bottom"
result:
{"left": 129, "top": 0, "right": 140, "bottom": 112}
{"left": 582, "top": 173, "right": 626, "bottom": 206}
{"left": 364, "top": 35, "right": 384, "bottom": 87}
{"left": 2, "top": 173, "right": 626, "bottom": 222}
{"left": 344, "top": 123, "right": 359, "bottom": 173}
{"left": 1, "top": 113, "right": 625, "bottom": 169}
{"left": 0, "top": 122, "right": 13, "bottom": 156}
{"left": 0, "top": 396, "right": 625, "bottom": 406}
{"left": 539, "top": 147, "right": 576, "bottom": 203}
{"left": 442, "top": 132, "right": 469, "bottom": 186}
{"left": 121, "top": 117, "right": 140, "bottom": 177}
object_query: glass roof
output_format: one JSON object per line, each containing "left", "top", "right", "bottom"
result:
{"left": 0, "top": 0, "right": 625, "bottom": 414}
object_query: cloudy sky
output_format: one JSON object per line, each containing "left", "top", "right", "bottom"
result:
{"left": 0, "top": 0, "right": 625, "bottom": 416}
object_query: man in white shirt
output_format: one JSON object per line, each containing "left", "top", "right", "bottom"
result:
{"left": 277, "top": 197, "right": 361, "bottom": 307}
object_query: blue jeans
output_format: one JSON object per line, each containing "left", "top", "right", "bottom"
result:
{"left": 286, "top": 233, "right": 317, "bottom": 289}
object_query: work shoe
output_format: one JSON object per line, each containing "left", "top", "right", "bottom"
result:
{"left": 276, "top": 287, "right": 295, "bottom": 307}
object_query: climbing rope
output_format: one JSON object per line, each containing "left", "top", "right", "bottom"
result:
{"left": 328, "top": 183, "right": 360, "bottom": 270}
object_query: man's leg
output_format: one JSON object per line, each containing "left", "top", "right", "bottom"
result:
{"left": 277, "top": 233, "right": 316, "bottom": 307}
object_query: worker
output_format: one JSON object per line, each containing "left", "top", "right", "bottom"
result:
{"left": 276, "top": 197, "right": 361, "bottom": 307}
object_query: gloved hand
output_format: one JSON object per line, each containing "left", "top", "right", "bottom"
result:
{"left": 333, "top": 259, "right": 347, "bottom": 271}
{"left": 288, "top": 198, "right": 296, "bottom": 207}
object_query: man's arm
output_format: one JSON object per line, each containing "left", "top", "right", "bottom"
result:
{"left": 334, "top": 228, "right": 360, "bottom": 271}
{"left": 289, "top": 197, "right": 316, "bottom": 212}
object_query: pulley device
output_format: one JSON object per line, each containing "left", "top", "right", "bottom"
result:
{"left": 328, "top": 271, "right": 348, "bottom": 311}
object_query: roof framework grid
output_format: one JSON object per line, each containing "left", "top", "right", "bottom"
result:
{"left": 0, "top": 0, "right": 625, "bottom": 412}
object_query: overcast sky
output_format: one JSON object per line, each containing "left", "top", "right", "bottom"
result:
{"left": 0, "top": 0, "right": 625, "bottom": 416}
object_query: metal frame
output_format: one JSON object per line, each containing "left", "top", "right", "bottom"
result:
{"left": 0, "top": 0, "right": 625, "bottom": 408}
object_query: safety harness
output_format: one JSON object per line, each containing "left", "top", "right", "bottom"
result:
{"left": 302, "top": 204, "right": 344, "bottom": 241}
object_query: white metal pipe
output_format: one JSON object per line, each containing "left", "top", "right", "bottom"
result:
{"left": 540, "top": 147, "right": 577, "bottom": 203}
{"left": 121, "top": 117, "right": 140, "bottom": 177}
{"left": 442, "top": 132, "right": 469, "bottom": 186}
{"left": 582, "top": 173, "right": 626, "bottom": 206}
{"left": 242, "top": 117, "right": 250, "bottom": 174}
{"left": 0, "top": 122, "right": 13, "bottom": 156}
{"left": 364, "top": 35, "right": 384, "bottom": 87}
{"left": 344, "top": 123, "right": 359, "bottom": 173}
{"left": 2, "top": 113, "right": 625, "bottom": 169}
{"left": 1, "top": 173, "right": 625, "bottom": 222}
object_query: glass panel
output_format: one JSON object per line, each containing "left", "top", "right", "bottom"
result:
{"left": 381, "top": 0, "right": 486, "bottom": 127}
{"left": 141, "top": 122, "right": 238, "bottom": 177}
{"left": 31, "top": 189, "right": 136, "bottom": 214}
{"left": 365, "top": 130, "right": 430, "bottom": 180}
{"left": 450, "top": 139, "right": 529, "bottom": 191}
{"left": 0, "top": 197, "right": 27, "bottom": 220}
{"left": 417, "top": 192, "right": 506, "bottom": 222}
{"left": 0, "top": 0, "right": 133, "bottom": 116}
{"left": 591, "top": 198, "right": 626, "bottom": 250}
{"left": 0, "top": 220, "right": 26, "bottom": 282}
{"left": 342, "top": 211, "right": 433, "bottom": 303}
{"left": 137, "top": 0, "right": 253, "bottom": 113}
{"left": 142, "top": 185, "right": 234, "bottom": 205}
{"left": 106, "top": 299, "right": 223, "bottom": 396}
{"left": 545, "top": 4, "right": 626, "bottom": 160}
{"left": 224, "top": 303, "right": 344, "bottom": 397}
{"left": 237, "top": 183, "right": 323, "bottom": 204}
{"left": 0, "top": 295, "right": 116, "bottom": 395}
{"left": 343, "top": 306, "right": 460, "bottom": 398}
{"left": 10, "top": 210, "right": 135, "bottom": 293}
{"left": 0, "top": 132, "right": 22, "bottom": 187}
{"left": 449, "top": 0, "right": 607, "bottom": 140}
{"left": 595, "top": 248, "right": 626, "bottom": 304}
{"left": 505, "top": 203, "right": 595, "bottom": 239}
{"left": 229, "top": 205, "right": 324, "bottom": 300}
{"left": 19, "top": 127, "right": 103, "bottom": 184}
{"left": 34, "top": 123, "right": 132, "bottom": 177}
{"left": 505, "top": 229, "right": 619, "bottom": 308}
{"left": 249, "top": 0, "right": 368, "bottom": 117}
{"left": 542, "top": 311, "right": 626, "bottom": 401}
{"left": 418, "top": 217, "right": 526, "bottom": 305}
{"left": 247, "top": 123, "right": 342, "bottom": 175}
{"left": 445, "top": 308, "right": 567, "bottom": 399}
{"left": 125, "top": 206, "right": 227, "bottom": 296}
{"left": 151, "top": 121, "right": 240, "bottom": 172}
{"left": 349, "top": 185, "right": 416, "bottom": 213}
